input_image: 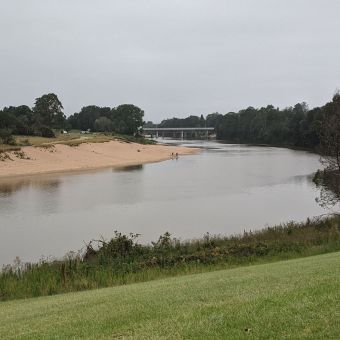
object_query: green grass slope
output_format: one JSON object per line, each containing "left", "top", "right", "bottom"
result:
{"left": 1, "top": 252, "right": 340, "bottom": 339}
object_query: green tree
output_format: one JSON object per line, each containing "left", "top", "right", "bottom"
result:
{"left": 33, "top": 93, "right": 65, "bottom": 128}
{"left": 144, "top": 121, "right": 155, "bottom": 128}
{"left": 319, "top": 93, "right": 340, "bottom": 172}
{"left": 112, "top": 104, "right": 144, "bottom": 135}
{"left": 199, "top": 114, "right": 205, "bottom": 127}
{"left": 3, "top": 105, "right": 34, "bottom": 135}
{"left": 94, "top": 117, "right": 114, "bottom": 132}
{"left": 0, "top": 110, "right": 17, "bottom": 130}
{"left": 206, "top": 112, "right": 223, "bottom": 128}
{"left": 0, "top": 129, "right": 15, "bottom": 145}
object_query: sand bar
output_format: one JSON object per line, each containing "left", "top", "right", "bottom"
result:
{"left": 0, "top": 141, "right": 198, "bottom": 178}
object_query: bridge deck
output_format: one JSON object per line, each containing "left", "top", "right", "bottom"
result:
{"left": 143, "top": 127, "right": 214, "bottom": 131}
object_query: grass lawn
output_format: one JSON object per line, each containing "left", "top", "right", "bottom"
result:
{"left": 1, "top": 251, "right": 339, "bottom": 339}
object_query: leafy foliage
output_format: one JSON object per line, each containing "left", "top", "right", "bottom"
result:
{"left": 1, "top": 216, "right": 340, "bottom": 301}
{"left": 0, "top": 129, "right": 16, "bottom": 145}
{"left": 67, "top": 104, "right": 144, "bottom": 135}
{"left": 215, "top": 102, "right": 321, "bottom": 148}
{"left": 151, "top": 100, "right": 326, "bottom": 148}
{"left": 319, "top": 93, "right": 340, "bottom": 172}
{"left": 159, "top": 115, "right": 207, "bottom": 128}
{"left": 314, "top": 170, "right": 340, "bottom": 208}
{"left": 0, "top": 95, "right": 145, "bottom": 144}
{"left": 0, "top": 93, "right": 64, "bottom": 143}
{"left": 33, "top": 93, "right": 65, "bottom": 128}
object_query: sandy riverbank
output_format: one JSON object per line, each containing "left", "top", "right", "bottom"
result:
{"left": 0, "top": 141, "right": 198, "bottom": 178}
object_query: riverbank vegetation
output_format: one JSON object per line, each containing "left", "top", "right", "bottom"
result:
{"left": 1, "top": 251, "right": 340, "bottom": 339}
{"left": 312, "top": 93, "right": 340, "bottom": 207}
{"left": 0, "top": 94, "right": 65, "bottom": 142}
{"left": 314, "top": 170, "right": 340, "bottom": 208}
{"left": 67, "top": 104, "right": 144, "bottom": 135}
{"left": 0, "top": 93, "right": 145, "bottom": 147}
{"left": 153, "top": 92, "right": 340, "bottom": 151}
{"left": 1, "top": 215, "right": 340, "bottom": 301}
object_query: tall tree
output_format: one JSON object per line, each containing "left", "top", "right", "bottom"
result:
{"left": 94, "top": 116, "right": 114, "bottom": 132}
{"left": 70, "top": 106, "right": 102, "bottom": 131}
{"left": 319, "top": 93, "right": 340, "bottom": 172}
{"left": 33, "top": 93, "right": 65, "bottom": 128}
{"left": 206, "top": 112, "right": 223, "bottom": 128}
{"left": 112, "top": 104, "right": 144, "bottom": 135}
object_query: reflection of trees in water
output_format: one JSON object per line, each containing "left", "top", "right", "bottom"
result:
{"left": 0, "top": 177, "right": 61, "bottom": 196}
{"left": 288, "top": 174, "right": 312, "bottom": 185}
{"left": 113, "top": 164, "right": 143, "bottom": 172}
{"left": 314, "top": 171, "right": 340, "bottom": 209}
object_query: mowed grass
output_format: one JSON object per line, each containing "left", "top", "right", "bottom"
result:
{"left": 1, "top": 252, "right": 339, "bottom": 339}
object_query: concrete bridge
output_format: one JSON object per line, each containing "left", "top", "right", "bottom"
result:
{"left": 143, "top": 127, "right": 215, "bottom": 139}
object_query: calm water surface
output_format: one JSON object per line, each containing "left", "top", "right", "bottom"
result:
{"left": 0, "top": 141, "right": 326, "bottom": 265}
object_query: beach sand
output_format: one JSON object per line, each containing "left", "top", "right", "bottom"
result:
{"left": 0, "top": 141, "right": 198, "bottom": 178}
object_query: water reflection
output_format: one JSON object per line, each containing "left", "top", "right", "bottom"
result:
{"left": 0, "top": 141, "right": 327, "bottom": 265}
{"left": 280, "top": 173, "right": 316, "bottom": 186}
{"left": 314, "top": 172, "right": 340, "bottom": 210}
{"left": 0, "top": 176, "right": 61, "bottom": 196}
{"left": 113, "top": 164, "right": 144, "bottom": 172}
{"left": 0, "top": 176, "right": 63, "bottom": 216}
{"left": 0, "top": 165, "right": 145, "bottom": 198}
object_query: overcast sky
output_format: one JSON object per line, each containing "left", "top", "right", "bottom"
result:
{"left": 1, "top": 1, "right": 340, "bottom": 122}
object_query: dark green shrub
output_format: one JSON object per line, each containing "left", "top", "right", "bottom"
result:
{"left": 37, "top": 126, "right": 55, "bottom": 138}
{"left": 0, "top": 129, "right": 16, "bottom": 145}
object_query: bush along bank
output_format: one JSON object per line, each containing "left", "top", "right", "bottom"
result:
{"left": 1, "top": 215, "right": 340, "bottom": 301}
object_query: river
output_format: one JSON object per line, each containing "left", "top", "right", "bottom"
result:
{"left": 0, "top": 141, "right": 326, "bottom": 266}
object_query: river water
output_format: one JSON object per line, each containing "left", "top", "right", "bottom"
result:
{"left": 0, "top": 141, "right": 326, "bottom": 266}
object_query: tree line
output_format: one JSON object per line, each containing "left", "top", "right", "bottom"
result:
{"left": 153, "top": 93, "right": 340, "bottom": 206}
{"left": 153, "top": 102, "right": 322, "bottom": 148}
{"left": 1, "top": 92, "right": 339, "bottom": 174}
{"left": 151, "top": 94, "right": 339, "bottom": 154}
{"left": 67, "top": 104, "right": 144, "bottom": 135}
{"left": 0, "top": 93, "right": 65, "bottom": 144}
{"left": 0, "top": 93, "right": 144, "bottom": 144}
